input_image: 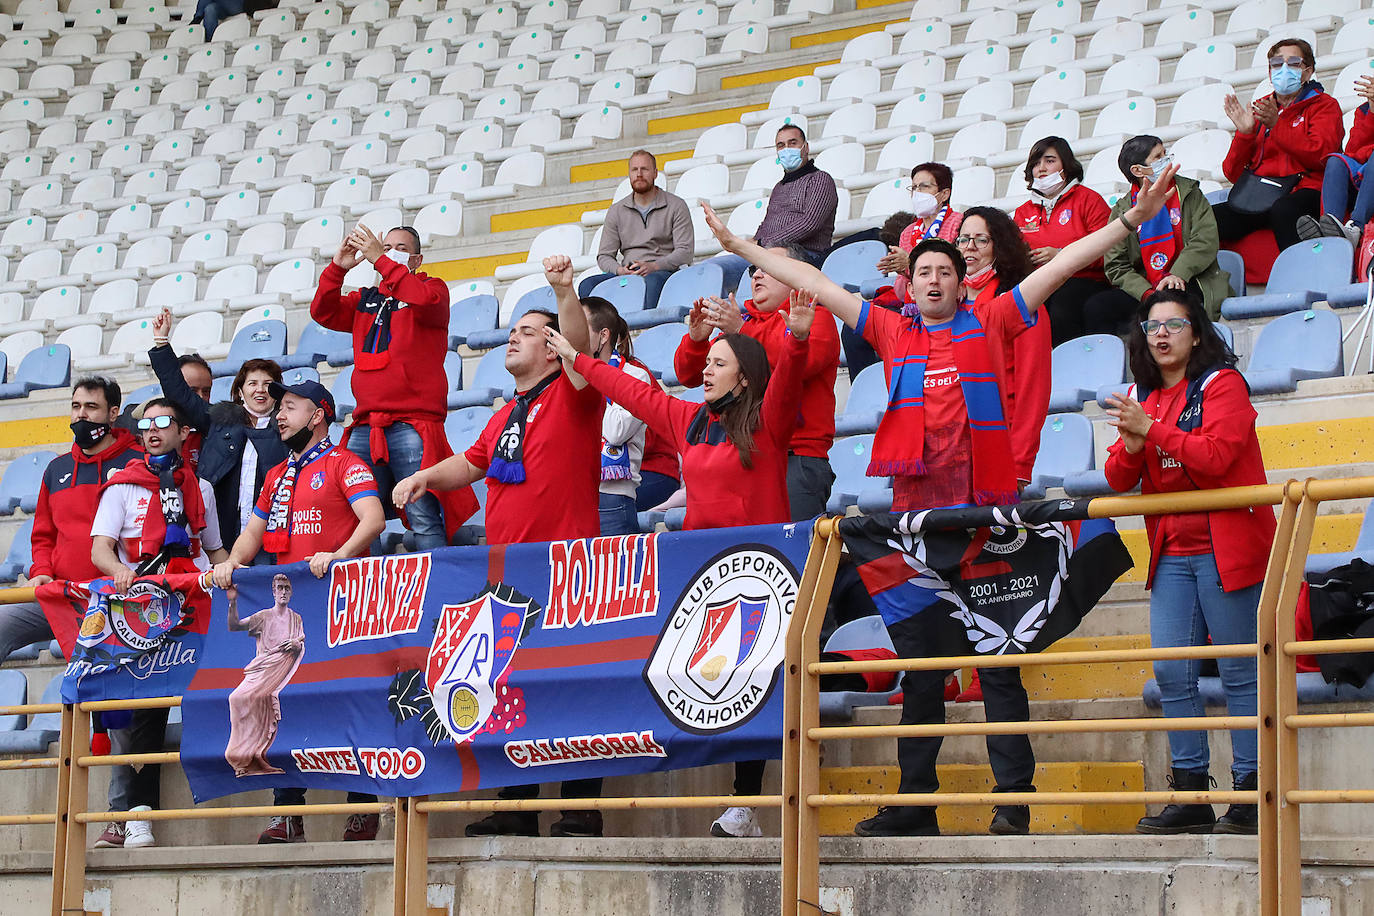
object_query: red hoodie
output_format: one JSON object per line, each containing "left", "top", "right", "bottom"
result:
{"left": 672, "top": 299, "right": 839, "bottom": 459}
{"left": 1344, "top": 103, "right": 1374, "bottom": 162}
{"left": 1103, "top": 368, "right": 1276, "bottom": 591}
{"left": 1013, "top": 183, "right": 1113, "bottom": 282}
{"left": 29, "top": 428, "right": 142, "bottom": 581}
{"left": 971, "top": 283, "right": 1051, "bottom": 483}
{"left": 310, "top": 258, "right": 451, "bottom": 424}
{"left": 1222, "top": 84, "right": 1345, "bottom": 192}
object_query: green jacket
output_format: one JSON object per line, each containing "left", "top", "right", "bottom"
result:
{"left": 1105, "top": 175, "right": 1231, "bottom": 319}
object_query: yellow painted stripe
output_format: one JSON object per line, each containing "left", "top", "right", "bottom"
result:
{"left": 491, "top": 198, "right": 612, "bottom": 234}
{"left": 648, "top": 103, "right": 769, "bottom": 136}
{"left": 569, "top": 149, "right": 693, "bottom": 184}
{"left": 857, "top": 0, "right": 912, "bottom": 8}
{"left": 1257, "top": 417, "right": 1374, "bottom": 471}
{"left": 720, "top": 58, "right": 840, "bottom": 90}
{"left": 425, "top": 251, "right": 527, "bottom": 283}
{"left": 0, "top": 415, "right": 76, "bottom": 450}
{"left": 790, "top": 18, "right": 904, "bottom": 49}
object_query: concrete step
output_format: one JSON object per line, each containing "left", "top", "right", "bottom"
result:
{"left": 818, "top": 761, "right": 1146, "bottom": 836}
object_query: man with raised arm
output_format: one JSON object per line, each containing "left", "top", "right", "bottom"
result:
{"left": 393, "top": 255, "right": 605, "bottom": 837}
{"left": 699, "top": 164, "right": 1181, "bottom": 837}
{"left": 310, "top": 223, "right": 475, "bottom": 550}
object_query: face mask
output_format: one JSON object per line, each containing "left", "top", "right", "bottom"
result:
{"left": 777, "top": 148, "right": 804, "bottom": 171}
{"left": 283, "top": 425, "right": 313, "bottom": 453}
{"left": 706, "top": 387, "right": 741, "bottom": 415}
{"left": 1149, "top": 156, "right": 1173, "bottom": 181}
{"left": 909, "top": 191, "right": 940, "bottom": 219}
{"left": 70, "top": 419, "right": 110, "bottom": 450}
{"left": 1031, "top": 170, "right": 1066, "bottom": 197}
{"left": 1271, "top": 65, "right": 1302, "bottom": 97}
{"left": 383, "top": 248, "right": 413, "bottom": 268}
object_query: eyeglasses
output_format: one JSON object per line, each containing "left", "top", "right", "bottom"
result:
{"left": 907, "top": 181, "right": 939, "bottom": 193}
{"left": 955, "top": 234, "right": 992, "bottom": 249}
{"left": 137, "top": 415, "right": 175, "bottom": 430}
{"left": 1268, "top": 56, "right": 1306, "bottom": 69}
{"left": 1140, "top": 317, "right": 1192, "bottom": 336}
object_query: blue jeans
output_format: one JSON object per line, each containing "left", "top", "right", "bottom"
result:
{"left": 1322, "top": 153, "right": 1374, "bottom": 227}
{"left": 345, "top": 422, "right": 446, "bottom": 551}
{"left": 1149, "top": 553, "right": 1260, "bottom": 777}
{"left": 578, "top": 270, "right": 674, "bottom": 310}
{"left": 599, "top": 492, "right": 639, "bottom": 536}
{"left": 635, "top": 470, "right": 679, "bottom": 511}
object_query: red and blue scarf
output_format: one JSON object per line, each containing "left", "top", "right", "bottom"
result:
{"left": 600, "top": 353, "right": 634, "bottom": 482}
{"left": 869, "top": 307, "right": 1019, "bottom": 506}
{"left": 262, "top": 437, "right": 334, "bottom": 555}
{"left": 1134, "top": 186, "right": 1183, "bottom": 287}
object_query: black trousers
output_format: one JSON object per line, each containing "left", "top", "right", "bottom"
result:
{"left": 1212, "top": 187, "right": 1321, "bottom": 251}
{"left": 126, "top": 707, "right": 170, "bottom": 810}
{"left": 1043, "top": 277, "right": 1113, "bottom": 346}
{"left": 498, "top": 778, "right": 603, "bottom": 801}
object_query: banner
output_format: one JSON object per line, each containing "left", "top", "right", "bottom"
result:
{"left": 38, "top": 572, "right": 212, "bottom": 704}
{"left": 181, "top": 523, "right": 811, "bottom": 803}
{"left": 839, "top": 502, "right": 1133, "bottom": 663}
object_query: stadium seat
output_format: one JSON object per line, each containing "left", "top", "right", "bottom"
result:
{"left": 818, "top": 615, "right": 902, "bottom": 720}
{"left": 1243, "top": 309, "right": 1344, "bottom": 395}
{"left": 449, "top": 346, "right": 514, "bottom": 409}
{"left": 0, "top": 344, "right": 69, "bottom": 399}
{"left": 835, "top": 363, "right": 886, "bottom": 436}
{"left": 468, "top": 286, "right": 556, "bottom": 351}
{"left": 0, "top": 452, "right": 55, "bottom": 515}
{"left": 1049, "top": 334, "right": 1126, "bottom": 414}
{"left": 590, "top": 274, "right": 647, "bottom": 320}
{"left": 210, "top": 319, "right": 289, "bottom": 377}
{"left": 278, "top": 324, "right": 353, "bottom": 371}
{"left": 822, "top": 241, "right": 886, "bottom": 294}
{"left": 646, "top": 263, "right": 721, "bottom": 328}
{"left": 826, "top": 434, "right": 879, "bottom": 515}
{"left": 1221, "top": 239, "right": 1353, "bottom": 320}
{"left": 448, "top": 294, "right": 499, "bottom": 348}
{"left": 0, "top": 518, "right": 33, "bottom": 583}
{"left": 1217, "top": 250, "right": 1246, "bottom": 298}
{"left": 444, "top": 406, "right": 495, "bottom": 454}
{"left": 1306, "top": 498, "right": 1374, "bottom": 575}
{"left": 1022, "top": 413, "right": 1094, "bottom": 500}
{"left": 632, "top": 323, "right": 688, "bottom": 386}
{"left": 331, "top": 366, "right": 356, "bottom": 421}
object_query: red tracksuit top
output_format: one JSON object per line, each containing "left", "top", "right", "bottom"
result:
{"left": 575, "top": 333, "right": 808, "bottom": 530}
{"left": 1103, "top": 368, "right": 1276, "bottom": 591}
{"left": 30, "top": 429, "right": 142, "bottom": 581}
{"left": 1345, "top": 103, "right": 1374, "bottom": 162}
{"left": 672, "top": 299, "right": 839, "bottom": 459}
{"left": 310, "top": 259, "right": 451, "bottom": 424}
{"left": 1013, "top": 183, "right": 1112, "bottom": 282}
{"left": 1222, "top": 84, "right": 1345, "bottom": 192}
{"left": 971, "top": 282, "right": 1051, "bottom": 483}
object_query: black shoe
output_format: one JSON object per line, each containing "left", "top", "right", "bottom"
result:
{"left": 1136, "top": 767, "right": 1216, "bottom": 835}
{"left": 464, "top": 810, "right": 539, "bottom": 837}
{"left": 1295, "top": 215, "right": 1324, "bottom": 241}
{"left": 989, "top": 805, "right": 1030, "bottom": 836}
{"left": 549, "top": 810, "right": 603, "bottom": 837}
{"left": 1214, "top": 772, "right": 1258, "bottom": 835}
{"left": 854, "top": 806, "right": 940, "bottom": 837}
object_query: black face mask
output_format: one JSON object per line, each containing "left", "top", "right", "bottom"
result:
{"left": 71, "top": 419, "right": 110, "bottom": 450}
{"left": 282, "top": 425, "right": 313, "bottom": 453}
{"left": 706, "top": 387, "right": 741, "bottom": 415}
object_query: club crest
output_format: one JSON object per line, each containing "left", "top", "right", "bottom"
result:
{"left": 79, "top": 581, "right": 184, "bottom": 653}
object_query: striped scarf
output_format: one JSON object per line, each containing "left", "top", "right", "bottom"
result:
{"left": 868, "top": 308, "right": 1019, "bottom": 506}
{"left": 1135, "top": 186, "right": 1183, "bottom": 286}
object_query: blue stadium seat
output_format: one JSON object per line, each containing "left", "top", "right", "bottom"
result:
{"left": 0, "top": 351, "right": 7, "bottom": 385}
{"left": 210, "top": 319, "right": 289, "bottom": 377}
{"left": 445, "top": 406, "right": 495, "bottom": 453}
{"left": 280, "top": 367, "right": 320, "bottom": 387}
{"left": 649, "top": 262, "right": 723, "bottom": 329}
{"left": 590, "top": 274, "right": 647, "bottom": 319}
{"left": 465, "top": 287, "right": 556, "bottom": 351}
{"left": 0, "top": 455, "right": 54, "bottom": 516}
{"left": 835, "top": 362, "right": 886, "bottom": 436}
{"left": 443, "top": 351, "right": 466, "bottom": 409}
{"left": 1325, "top": 280, "right": 1369, "bottom": 310}
{"left": 664, "top": 506, "right": 687, "bottom": 531}
{"left": 278, "top": 324, "right": 352, "bottom": 371}
{"left": 827, "top": 434, "right": 881, "bottom": 515}
{"left": 0, "top": 344, "right": 70, "bottom": 399}
{"left": 1306, "top": 500, "right": 1374, "bottom": 575}
{"left": 5, "top": 641, "right": 44, "bottom": 662}
{"left": 452, "top": 479, "right": 487, "bottom": 546}
{"left": 633, "top": 323, "right": 687, "bottom": 386}
{"left": 0, "top": 669, "right": 25, "bottom": 732}
{"left": 1022, "top": 413, "right": 1094, "bottom": 500}
{"left": 331, "top": 366, "right": 355, "bottom": 420}
{"left": 0, "top": 675, "right": 60, "bottom": 754}
{"left": 679, "top": 387, "right": 706, "bottom": 403}
{"left": 210, "top": 376, "right": 234, "bottom": 402}
{"left": 1144, "top": 671, "right": 1374, "bottom": 708}
{"left": 448, "top": 294, "right": 499, "bottom": 348}
{"left": 856, "top": 487, "right": 893, "bottom": 514}
{"left": 124, "top": 382, "right": 162, "bottom": 407}
{"left": 637, "top": 510, "right": 667, "bottom": 533}
{"left": 449, "top": 347, "right": 514, "bottom": 408}
{"left": 819, "top": 615, "right": 902, "bottom": 720}
{"left": 1243, "top": 309, "right": 1343, "bottom": 395}
{"left": 1217, "top": 249, "right": 1245, "bottom": 298}
{"left": 1220, "top": 239, "right": 1352, "bottom": 320}
{"left": 822, "top": 240, "right": 886, "bottom": 293}
{"left": 1049, "top": 334, "right": 1124, "bottom": 414}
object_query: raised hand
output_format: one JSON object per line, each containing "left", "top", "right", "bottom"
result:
{"left": 1222, "top": 93, "right": 1255, "bottom": 134}
{"left": 700, "top": 201, "right": 740, "bottom": 253}
{"left": 702, "top": 294, "right": 742, "bottom": 335}
{"left": 687, "top": 299, "right": 711, "bottom": 342}
{"left": 350, "top": 224, "right": 384, "bottom": 264}
{"left": 785, "top": 288, "right": 817, "bottom": 340}
{"left": 1126, "top": 162, "right": 1181, "bottom": 226}
{"left": 152, "top": 307, "right": 172, "bottom": 340}
{"left": 543, "top": 254, "right": 575, "bottom": 289}
{"left": 543, "top": 324, "right": 578, "bottom": 362}
{"left": 1357, "top": 73, "right": 1374, "bottom": 105}
{"left": 332, "top": 236, "right": 363, "bottom": 270}
{"left": 1104, "top": 392, "right": 1151, "bottom": 453}
{"left": 1252, "top": 95, "right": 1279, "bottom": 129}
{"left": 876, "top": 245, "right": 907, "bottom": 275}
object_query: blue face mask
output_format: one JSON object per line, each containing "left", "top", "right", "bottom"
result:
{"left": 1271, "top": 65, "right": 1303, "bottom": 97}
{"left": 1150, "top": 155, "right": 1173, "bottom": 180}
{"left": 777, "top": 147, "right": 804, "bottom": 171}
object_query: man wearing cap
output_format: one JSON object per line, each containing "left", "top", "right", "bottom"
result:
{"left": 212, "top": 378, "right": 386, "bottom": 843}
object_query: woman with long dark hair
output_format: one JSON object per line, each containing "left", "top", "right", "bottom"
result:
{"left": 1013, "top": 137, "right": 1112, "bottom": 344}
{"left": 1104, "top": 289, "right": 1273, "bottom": 836}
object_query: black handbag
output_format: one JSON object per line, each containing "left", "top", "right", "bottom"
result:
{"left": 1227, "top": 169, "right": 1301, "bottom": 215}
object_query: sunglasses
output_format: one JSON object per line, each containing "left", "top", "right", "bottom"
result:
{"left": 137, "top": 415, "right": 176, "bottom": 430}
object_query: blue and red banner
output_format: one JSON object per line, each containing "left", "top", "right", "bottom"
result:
{"left": 180, "top": 524, "right": 811, "bottom": 803}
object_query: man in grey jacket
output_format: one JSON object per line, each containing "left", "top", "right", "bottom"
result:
{"left": 577, "top": 150, "right": 695, "bottom": 309}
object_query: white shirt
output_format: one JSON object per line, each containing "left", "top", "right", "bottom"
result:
{"left": 237, "top": 411, "right": 273, "bottom": 528}
{"left": 599, "top": 359, "right": 652, "bottom": 500}
{"left": 90, "top": 477, "right": 222, "bottom": 572}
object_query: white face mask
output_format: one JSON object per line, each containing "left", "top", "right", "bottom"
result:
{"left": 1031, "top": 170, "right": 1066, "bottom": 197}
{"left": 910, "top": 191, "right": 940, "bottom": 219}
{"left": 383, "top": 248, "right": 413, "bottom": 268}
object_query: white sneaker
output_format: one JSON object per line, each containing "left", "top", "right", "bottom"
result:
{"left": 710, "top": 806, "right": 763, "bottom": 838}
{"left": 1341, "top": 219, "right": 1363, "bottom": 248}
{"left": 124, "top": 806, "right": 155, "bottom": 848}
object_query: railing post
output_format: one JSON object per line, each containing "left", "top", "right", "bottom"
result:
{"left": 405, "top": 795, "right": 429, "bottom": 916}
{"left": 59, "top": 705, "right": 90, "bottom": 916}
{"left": 50, "top": 703, "right": 74, "bottom": 916}
{"left": 393, "top": 797, "right": 409, "bottom": 916}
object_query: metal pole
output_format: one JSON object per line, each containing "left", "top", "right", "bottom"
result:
{"left": 797, "top": 524, "right": 841, "bottom": 916}
{"left": 59, "top": 705, "right": 90, "bottom": 916}
{"left": 49, "top": 703, "right": 74, "bottom": 916}
{"left": 392, "top": 796, "right": 409, "bottom": 916}
{"left": 405, "top": 795, "right": 429, "bottom": 916}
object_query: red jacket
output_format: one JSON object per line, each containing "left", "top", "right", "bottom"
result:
{"left": 1345, "top": 103, "right": 1374, "bottom": 162}
{"left": 1013, "top": 184, "right": 1112, "bottom": 281}
{"left": 29, "top": 429, "right": 142, "bottom": 581}
{"left": 672, "top": 299, "right": 839, "bottom": 459}
{"left": 310, "top": 259, "right": 451, "bottom": 424}
{"left": 1222, "top": 84, "right": 1345, "bottom": 192}
{"left": 577, "top": 332, "right": 808, "bottom": 530}
{"left": 625, "top": 354, "right": 679, "bottom": 479}
{"left": 1103, "top": 368, "right": 1276, "bottom": 591}
{"left": 971, "top": 283, "right": 1051, "bottom": 483}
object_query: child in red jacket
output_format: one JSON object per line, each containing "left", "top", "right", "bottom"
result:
{"left": 1298, "top": 69, "right": 1374, "bottom": 246}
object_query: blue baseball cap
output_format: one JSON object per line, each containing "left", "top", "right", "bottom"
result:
{"left": 268, "top": 378, "right": 336, "bottom": 421}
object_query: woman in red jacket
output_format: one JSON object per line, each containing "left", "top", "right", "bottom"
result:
{"left": 1104, "top": 289, "right": 1275, "bottom": 837}
{"left": 1298, "top": 69, "right": 1374, "bottom": 246}
{"left": 1213, "top": 37, "right": 1345, "bottom": 251}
